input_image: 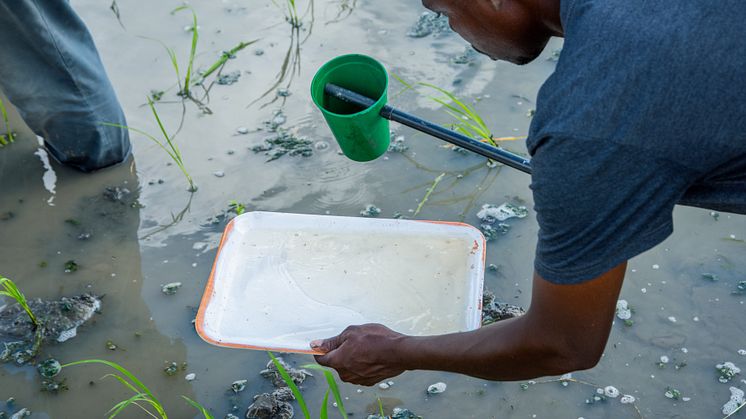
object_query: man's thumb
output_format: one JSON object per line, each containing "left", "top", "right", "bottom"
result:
{"left": 310, "top": 334, "right": 343, "bottom": 354}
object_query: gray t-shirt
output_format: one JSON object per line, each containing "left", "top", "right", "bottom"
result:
{"left": 527, "top": 0, "right": 746, "bottom": 284}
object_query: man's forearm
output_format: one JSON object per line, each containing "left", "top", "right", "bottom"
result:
{"left": 314, "top": 265, "right": 625, "bottom": 385}
{"left": 394, "top": 314, "right": 583, "bottom": 381}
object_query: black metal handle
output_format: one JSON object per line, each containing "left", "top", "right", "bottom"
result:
{"left": 324, "top": 83, "right": 532, "bottom": 174}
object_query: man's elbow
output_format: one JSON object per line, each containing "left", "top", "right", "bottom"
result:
{"left": 554, "top": 340, "right": 605, "bottom": 373}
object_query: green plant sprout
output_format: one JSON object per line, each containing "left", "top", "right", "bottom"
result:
{"left": 272, "top": 0, "right": 302, "bottom": 28}
{"left": 249, "top": 1, "right": 314, "bottom": 108}
{"left": 0, "top": 98, "right": 16, "bottom": 147}
{"left": 104, "top": 98, "right": 196, "bottom": 192}
{"left": 143, "top": 7, "right": 256, "bottom": 123}
{"left": 0, "top": 275, "right": 38, "bottom": 328}
{"left": 171, "top": 6, "right": 199, "bottom": 98}
{"left": 268, "top": 352, "right": 348, "bottom": 419}
{"left": 228, "top": 200, "right": 247, "bottom": 215}
{"left": 62, "top": 359, "right": 213, "bottom": 419}
{"left": 376, "top": 397, "right": 385, "bottom": 417}
{"left": 197, "top": 40, "right": 258, "bottom": 84}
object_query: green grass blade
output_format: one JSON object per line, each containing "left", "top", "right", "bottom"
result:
{"left": 319, "top": 389, "right": 330, "bottom": 419}
{"left": 104, "top": 373, "right": 143, "bottom": 396}
{"left": 100, "top": 122, "right": 179, "bottom": 163}
{"left": 301, "top": 364, "right": 348, "bottom": 418}
{"left": 0, "top": 276, "right": 38, "bottom": 327}
{"left": 171, "top": 6, "right": 199, "bottom": 93}
{"left": 146, "top": 98, "right": 185, "bottom": 165}
{"left": 268, "top": 352, "right": 310, "bottom": 419}
{"left": 419, "top": 82, "right": 491, "bottom": 135}
{"left": 107, "top": 393, "right": 150, "bottom": 418}
{"left": 61, "top": 359, "right": 162, "bottom": 409}
{"left": 182, "top": 396, "right": 214, "bottom": 419}
{"left": 377, "top": 397, "right": 385, "bottom": 416}
{"left": 198, "top": 39, "right": 258, "bottom": 81}
{"left": 0, "top": 98, "right": 12, "bottom": 141}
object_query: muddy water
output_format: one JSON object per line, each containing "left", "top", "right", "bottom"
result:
{"left": 1, "top": 1, "right": 744, "bottom": 418}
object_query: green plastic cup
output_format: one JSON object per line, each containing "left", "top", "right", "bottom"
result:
{"left": 311, "top": 54, "right": 390, "bottom": 162}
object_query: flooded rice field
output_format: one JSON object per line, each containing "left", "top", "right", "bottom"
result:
{"left": 1, "top": 1, "right": 744, "bottom": 418}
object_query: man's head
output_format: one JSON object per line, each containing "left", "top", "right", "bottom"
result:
{"left": 422, "top": 0, "right": 562, "bottom": 65}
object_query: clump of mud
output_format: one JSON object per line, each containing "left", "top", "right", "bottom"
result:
{"left": 481, "top": 290, "right": 525, "bottom": 325}
{"left": 476, "top": 202, "right": 528, "bottom": 241}
{"left": 407, "top": 11, "right": 452, "bottom": 38}
{"left": 259, "top": 357, "right": 311, "bottom": 388}
{"left": 246, "top": 357, "right": 312, "bottom": 419}
{"left": 246, "top": 387, "right": 295, "bottom": 419}
{"left": 0, "top": 294, "right": 101, "bottom": 365}
{"left": 367, "top": 407, "right": 423, "bottom": 419}
{"left": 388, "top": 134, "right": 408, "bottom": 153}
{"left": 360, "top": 204, "right": 382, "bottom": 217}
{"left": 251, "top": 131, "right": 314, "bottom": 161}
{"left": 217, "top": 71, "right": 241, "bottom": 85}
{"left": 451, "top": 47, "right": 480, "bottom": 65}
{"left": 251, "top": 110, "right": 313, "bottom": 161}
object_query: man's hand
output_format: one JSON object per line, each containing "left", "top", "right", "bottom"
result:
{"left": 311, "top": 323, "right": 406, "bottom": 386}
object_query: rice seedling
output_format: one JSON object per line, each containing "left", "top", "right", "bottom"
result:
{"left": 0, "top": 98, "right": 15, "bottom": 147}
{"left": 250, "top": 1, "right": 314, "bottom": 108}
{"left": 143, "top": 7, "right": 256, "bottom": 124}
{"left": 104, "top": 98, "right": 196, "bottom": 192}
{"left": 301, "top": 363, "right": 348, "bottom": 419}
{"left": 228, "top": 200, "right": 247, "bottom": 215}
{"left": 0, "top": 275, "right": 38, "bottom": 328}
{"left": 62, "top": 359, "right": 214, "bottom": 419}
{"left": 391, "top": 74, "right": 524, "bottom": 147}
{"left": 273, "top": 0, "right": 302, "bottom": 28}
{"left": 268, "top": 352, "right": 348, "bottom": 419}
{"left": 376, "top": 397, "right": 385, "bottom": 416}
{"left": 197, "top": 40, "right": 258, "bottom": 84}
{"left": 171, "top": 6, "right": 199, "bottom": 99}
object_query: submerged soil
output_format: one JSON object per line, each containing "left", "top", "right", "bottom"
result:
{"left": 1, "top": 1, "right": 744, "bottom": 418}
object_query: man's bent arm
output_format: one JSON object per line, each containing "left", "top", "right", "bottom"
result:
{"left": 313, "top": 263, "right": 627, "bottom": 384}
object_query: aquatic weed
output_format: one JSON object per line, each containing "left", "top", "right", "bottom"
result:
{"left": 0, "top": 276, "right": 38, "bottom": 328}
{"left": 61, "top": 359, "right": 214, "bottom": 419}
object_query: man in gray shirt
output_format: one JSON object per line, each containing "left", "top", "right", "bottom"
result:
{"left": 312, "top": 0, "right": 746, "bottom": 384}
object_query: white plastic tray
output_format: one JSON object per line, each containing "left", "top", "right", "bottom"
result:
{"left": 196, "top": 212, "right": 485, "bottom": 354}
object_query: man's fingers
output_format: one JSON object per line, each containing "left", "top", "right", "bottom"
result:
{"left": 309, "top": 333, "right": 344, "bottom": 354}
{"left": 312, "top": 325, "right": 360, "bottom": 353}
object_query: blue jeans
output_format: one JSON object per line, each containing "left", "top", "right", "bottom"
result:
{"left": 0, "top": 0, "right": 130, "bottom": 172}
